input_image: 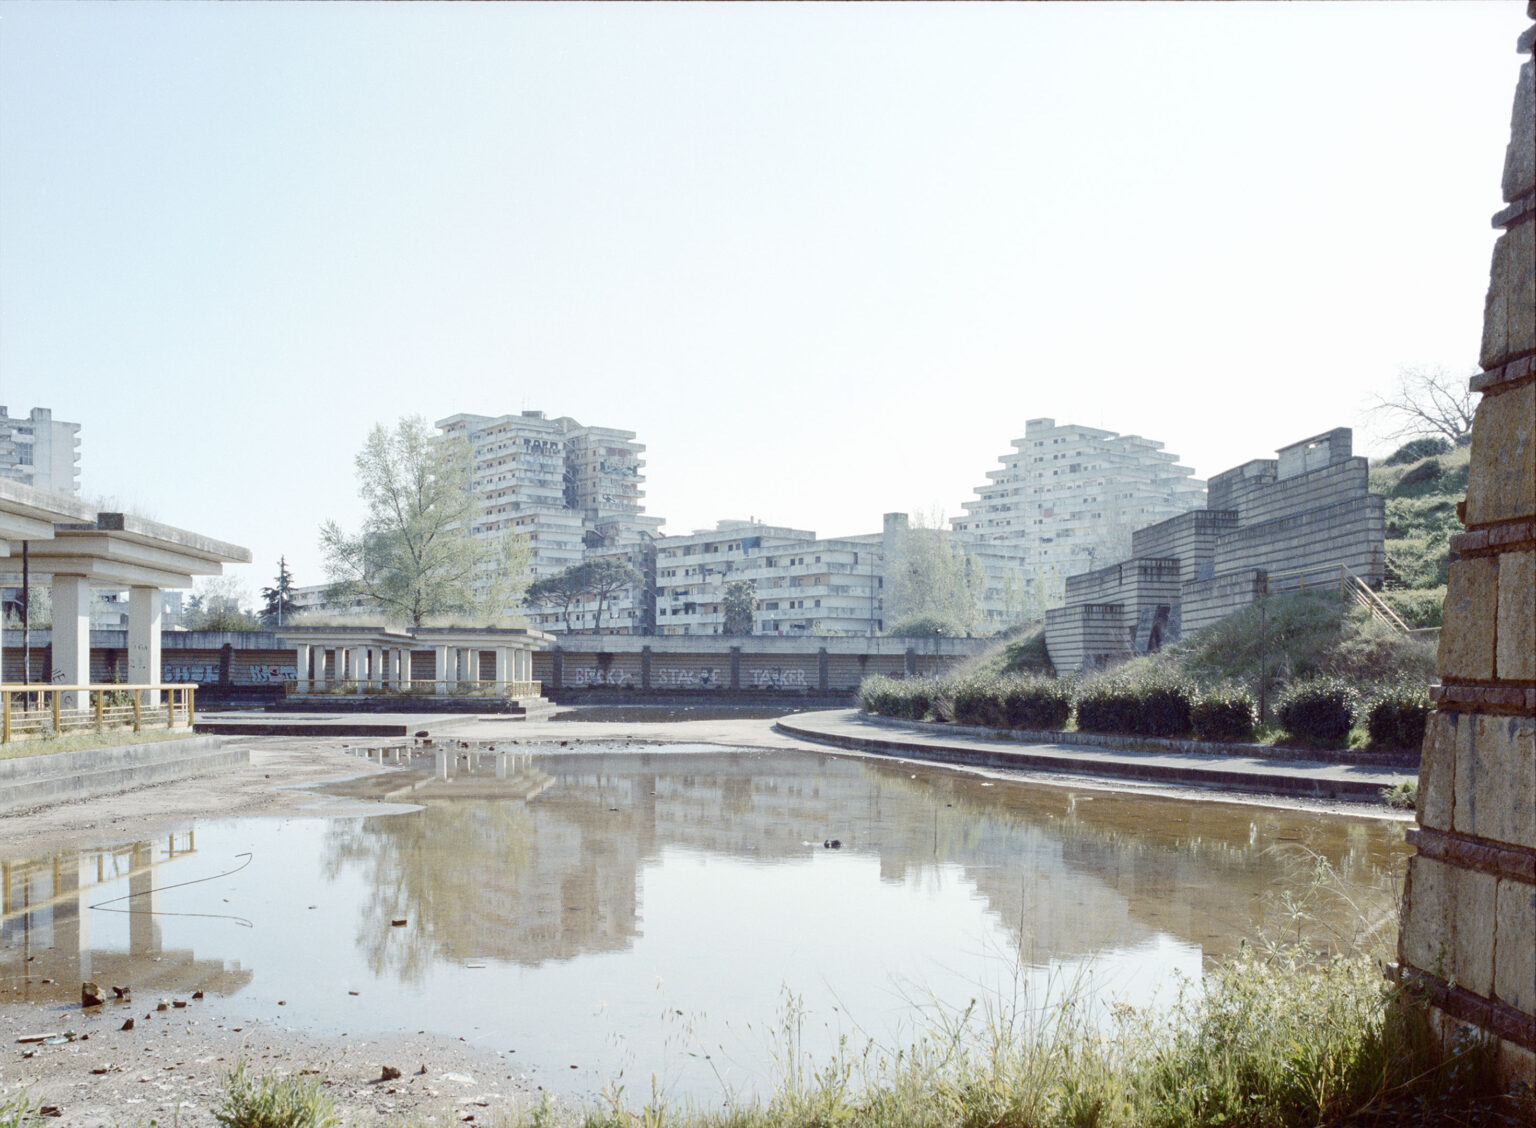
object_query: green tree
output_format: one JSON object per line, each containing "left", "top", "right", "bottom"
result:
{"left": 584, "top": 558, "right": 642, "bottom": 633}
{"left": 526, "top": 564, "right": 592, "bottom": 633}
{"left": 259, "top": 556, "right": 296, "bottom": 627}
{"left": 320, "top": 417, "right": 528, "bottom": 627}
{"left": 883, "top": 513, "right": 984, "bottom": 634}
{"left": 722, "top": 578, "right": 757, "bottom": 635}
{"left": 185, "top": 576, "right": 261, "bottom": 632}
{"left": 525, "top": 558, "right": 642, "bottom": 633}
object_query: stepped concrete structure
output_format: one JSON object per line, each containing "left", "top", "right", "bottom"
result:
{"left": 1044, "top": 427, "right": 1385, "bottom": 672}
{"left": 1397, "top": 10, "right": 1536, "bottom": 1089}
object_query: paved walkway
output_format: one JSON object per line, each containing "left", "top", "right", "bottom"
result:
{"left": 776, "top": 709, "right": 1415, "bottom": 802}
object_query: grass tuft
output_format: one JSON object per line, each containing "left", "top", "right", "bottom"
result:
{"left": 212, "top": 1062, "right": 339, "bottom": 1128}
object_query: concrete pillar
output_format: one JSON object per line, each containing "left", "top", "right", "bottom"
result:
{"left": 550, "top": 648, "right": 563, "bottom": 691}
{"left": 368, "top": 646, "right": 382, "bottom": 689}
{"left": 641, "top": 645, "right": 652, "bottom": 690}
{"left": 905, "top": 647, "right": 918, "bottom": 676}
{"left": 729, "top": 646, "right": 741, "bottom": 691}
{"left": 292, "top": 643, "right": 310, "bottom": 694}
{"left": 818, "top": 647, "right": 829, "bottom": 693}
{"left": 51, "top": 574, "right": 92, "bottom": 709}
{"left": 128, "top": 843, "right": 159, "bottom": 956}
{"left": 495, "top": 647, "right": 510, "bottom": 687}
{"left": 127, "top": 586, "right": 162, "bottom": 689}
{"left": 350, "top": 647, "right": 365, "bottom": 688}
{"left": 435, "top": 646, "right": 450, "bottom": 693}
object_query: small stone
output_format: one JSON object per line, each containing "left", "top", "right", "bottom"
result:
{"left": 156, "top": 1003, "right": 169, "bottom": 1012}
{"left": 121, "top": 1019, "right": 135, "bottom": 1031}
{"left": 172, "top": 1000, "right": 187, "bottom": 1009}
{"left": 112, "top": 986, "right": 130, "bottom": 999}
{"left": 391, "top": 919, "right": 408, "bottom": 927}
{"left": 191, "top": 991, "right": 204, "bottom": 1000}
{"left": 380, "top": 1065, "right": 402, "bottom": 1081}
{"left": 81, "top": 982, "right": 106, "bottom": 1008}
{"left": 277, "top": 1000, "right": 286, "bottom": 1006}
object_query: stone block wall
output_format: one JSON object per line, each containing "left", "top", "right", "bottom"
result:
{"left": 1131, "top": 509, "right": 1239, "bottom": 586}
{"left": 1210, "top": 495, "right": 1387, "bottom": 585}
{"left": 1044, "top": 603, "right": 1129, "bottom": 672}
{"left": 1179, "top": 568, "right": 1268, "bottom": 637}
{"left": 1398, "top": 13, "right": 1536, "bottom": 1087}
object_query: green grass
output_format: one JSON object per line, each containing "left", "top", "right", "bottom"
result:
{"left": 0, "top": 727, "right": 198, "bottom": 761}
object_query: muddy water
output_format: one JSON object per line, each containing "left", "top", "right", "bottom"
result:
{"left": 1, "top": 746, "right": 1410, "bottom": 1101}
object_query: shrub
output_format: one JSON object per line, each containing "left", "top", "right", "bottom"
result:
{"left": 1367, "top": 684, "right": 1432, "bottom": 750}
{"left": 886, "top": 614, "right": 968, "bottom": 638}
{"left": 1383, "top": 436, "right": 1452, "bottom": 465}
{"left": 857, "top": 675, "right": 937, "bottom": 721}
{"left": 1191, "top": 684, "right": 1258, "bottom": 743}
{"left": 1137, "top": 680, "right": 1193, "bottom": 738}
{"left": 1000, "top": 674, "right": 1073, "bottom": 730}
{"left": 1276, "top": 678, "right": 1358, "bottom": 745}
{"left": 1075, "top": 678, "right": 1142, "bottom": 734}
{"left": 1378, "top": 586, "right": 1445, "bottom": 630}
{"left": 213, "top": 1063, "right": 338, "bottom": 1128}
{"left": 949, "top": 674, "right": 1006, "bottom": 727}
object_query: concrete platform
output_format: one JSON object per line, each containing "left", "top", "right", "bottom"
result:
{"left": 193, "top": 711, "right": 481, "bottom": 737}
{"left": 0, "top": 735, "right": 247, "bottom": 814}
{"left": 776, "top": 709, "right": 1415, "bottom": 803}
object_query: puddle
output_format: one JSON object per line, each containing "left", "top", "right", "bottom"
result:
{"left": 0, "top": 748, "right": 1409, "bottom": 1100}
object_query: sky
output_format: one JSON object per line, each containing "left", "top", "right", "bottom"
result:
{"left": 0, "top": 1, "right": 1527, "bottom": 601}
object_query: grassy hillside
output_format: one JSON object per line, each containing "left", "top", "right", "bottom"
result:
{"left": 1369, "top": 440, "right": 1469, "bottom": 628}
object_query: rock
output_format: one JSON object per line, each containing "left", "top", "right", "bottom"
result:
{"left": 112, "top": 986, "right": 130, "bottom": 999}
{"left": 172, "top": 1000, "right": 187, "bottom": 1009}
{"left": 191, "top": 991, "right": 204, "bottom": 1000}
{"left": 823, "top": 839, "right": 842, "bottom": 849}
{"left": 417, "top": 1064, "right": 428, "bottom": 1075}
{"left": 82, "top": 982, "right": 106, "bottom": 1007}
{"left": 278, "top": 1000, "right": 287, "bottom": 1006}
{"left": 156, "top": 1003, "right": 169, "bottom": 1012}
{"left": 121, "top": 1019, "right": 135, "bottom": 1031}
{"left": 38, "top": 1106, "right": 61, "bottom": 1118}
{"left": 380, "top": 1065, "right": 402, "bottom": 1081}
{"left": 391, "top": 919, "right": 408, "bottom": 927}
{"left": 415, "top": 730, "right": 430, "bottom": 738}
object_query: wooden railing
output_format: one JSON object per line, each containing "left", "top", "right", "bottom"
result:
{"left": 285, "top": 679, "right": 542, "bottom": 698}
{"left": 0, "top": 684, "right": 197, "bottom": 744}
{"left": 1263, "top": 564, "right": 1423, "bottom": 638}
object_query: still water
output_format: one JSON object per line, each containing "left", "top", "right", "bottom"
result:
{"left": 1, "top": 746, "right": 1410, "bottom": 1100}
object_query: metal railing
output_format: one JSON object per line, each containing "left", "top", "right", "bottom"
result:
{"left": 285, "top": 679, "right": 541, "bottom": 698}
{"left": 1262, "top": 564, "right": 1427, "bottom": 638}
{"left": 0, "top": 684, "right": 197, "bottom": 744}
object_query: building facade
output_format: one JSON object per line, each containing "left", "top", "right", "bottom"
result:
{"left": 951, "top": 418, "right": 1205, "bottom": 603}
{"left": 436, "top": 411, "right": 664, "bottom": 631}
{"left": 654, "top": 521, "right": 885, "bottom": 637}
{"left": 0, "top": 407, "right": 81, "bottom": 495}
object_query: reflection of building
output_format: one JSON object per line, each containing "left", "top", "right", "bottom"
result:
{"left": 0, "top": 406, "right": 81, "bottom": 495}
{"left": 326, "top": 751, "right": 1408, "bottom": 975}
{"left": 0, "top": 834, "right": 253, "bottom": 1004}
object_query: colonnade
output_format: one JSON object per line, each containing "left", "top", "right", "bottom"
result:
{"left": 290, "top": 641, "right": 536, "bottom": 695}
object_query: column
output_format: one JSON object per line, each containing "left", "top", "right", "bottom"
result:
{"left": 127, "top": 586, "right": 162, "bottom": 689}
{"left": 128, "top": 842, "right": 160, "bottom": 956}
{"left": 641, "top": 645, "right": 652, "bottom": 690}
{"left": 292, "top": 643, "right": 310, "bottom": 694}
{"left": 393, "top": 649, "right": 406, "bottom": 688}
{"left": 313, "top": 647, "right": 328, "bottom": 690}
{"left": 435, "top": 645, "right": 449, "bottom": 693}
{"left": 51, "top": 574, "right": 92, "bottom": 710}
{"left": 729, "top": 646, "right": 741, "bottom": 691}
{"left": 495, "top": 647, "right": 510, "bottom": 688}
{"left": 367, "top": 646, "right": 382, "bottom": 690}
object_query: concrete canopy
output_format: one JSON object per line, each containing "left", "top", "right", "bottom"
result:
{"left": 0, "top": 480, "right": 96, "bottom": 556}
{"left": 17, "top": 512, "right": 251, "bottom": 587}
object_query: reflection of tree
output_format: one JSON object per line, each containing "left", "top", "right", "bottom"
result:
{"left": 324, "top": 804, "right": 539, "bottom": 981}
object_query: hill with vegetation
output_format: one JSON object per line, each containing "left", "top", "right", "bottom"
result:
{"left": 1370, "top": 437, "right": 1468, "bottom": 628}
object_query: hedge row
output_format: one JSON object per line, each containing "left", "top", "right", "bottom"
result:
{"left": 857, "top": 673, "right": 1431, "bottom": 751}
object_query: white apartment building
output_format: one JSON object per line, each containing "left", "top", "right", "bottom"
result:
{"left": 655, "top": 521, "right": 885, "bottom": 637}
{"left": 438, "top": 410, "right": 664, "bottom": 631}
{"left": 0, "top": 407, "right": 81, "bottom": 495}
{"left": 952, "top": 418, "right": 1205, "bottom": 601}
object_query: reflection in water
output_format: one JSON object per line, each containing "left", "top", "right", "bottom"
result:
{"left": 0, "top": 834, "right": 254, "bottom": 1005}
{"left": 0, "top": 750, "right": 1410, "bottom": 1099}
{"left": 323, "top": 749, "right": 1408, "bottom": 977}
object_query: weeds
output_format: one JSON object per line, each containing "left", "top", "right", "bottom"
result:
{"left": 211, "top": 1062, "right": 338, "bottom": 1128}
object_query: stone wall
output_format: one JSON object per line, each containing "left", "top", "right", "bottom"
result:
{"left": 1397, "top": 11, "right": 1536, "bottom": 1088}
{"left": 1131, "top": 509, "right": 1239, "bottom": 586}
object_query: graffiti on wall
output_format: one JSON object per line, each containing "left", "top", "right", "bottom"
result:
{"left": 164, "top": 665, "right": 220, "bottom": 683}
{"left": 568, "top": 667, "right": 634, "bottom": 688}
{"left": 653, "top": 667, "right": 718, "bottom": 689}
{"left": 247, "top": 665, "right": 298, "bottom": 683}
{"left": 750, "top": 667, "right": 808, "bottom": 689}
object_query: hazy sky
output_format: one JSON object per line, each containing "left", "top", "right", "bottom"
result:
{"left": 0, "top": 2, "right": 1525, "bottom": 598}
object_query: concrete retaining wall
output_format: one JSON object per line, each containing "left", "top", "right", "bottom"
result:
{"left": 0, "top": 735, "right": 247, "bottom": 814}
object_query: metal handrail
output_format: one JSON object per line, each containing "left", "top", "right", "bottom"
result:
{"left": 1263, "top": 563, "right": 1413, "bottom": 636}
{"left": 0, "top": 683, "right": 197, "bottom": 744}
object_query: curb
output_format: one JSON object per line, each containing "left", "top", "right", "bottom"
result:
{"left": 774, "top": 714, "right": 1411, "bottom": 802}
